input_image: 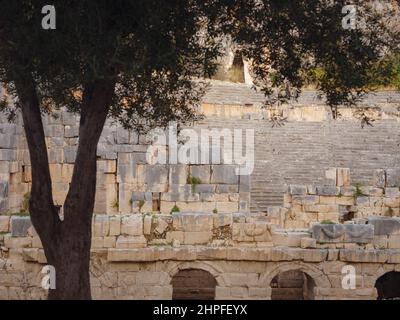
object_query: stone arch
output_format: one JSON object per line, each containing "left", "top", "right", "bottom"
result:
{"left": 171, "top": 269, "right": 217, "bottom": 300}
{"left": 166, "top": 261, "right": 227, "bottom": 287}
{"left": 261, "top": 262, "right": 331, "bottom": 300}
{"left": 167, "top": 262, "right": 224, "bottom": 300}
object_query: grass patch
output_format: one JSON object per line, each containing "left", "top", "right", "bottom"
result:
{"left": 170, "top": 205, "right": 180, "bottom": 214}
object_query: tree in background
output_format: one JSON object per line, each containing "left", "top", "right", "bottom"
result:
{"left": 0, "top": 0, "right": 398, "bottom": 299}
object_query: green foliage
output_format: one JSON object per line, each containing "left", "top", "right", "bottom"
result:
{"left": 385, "top": 207, "right": 394, "bottom": 217}
{"left": 320, "top": 220, "right": 336, "bottom": 225}
{"left": 170, "top": 205, "right": 180, "bottom": 214}
{"left": 353, "top": 183, "right": 366, "bottom": 198}
{"left": 138, "top": 200, "right": 145, "bottom": 211}
{"left": 0, "top": 0, "right": 398, "bottom": 129}
{"left": 187, "top": 175, "right": 202, "bottom": 193}
{"left": 111, "top": 199, "right": 119, "bottom": 210}
{"left": 213, "top": 208, "right": 218, "bottom": 214}
{"left": 21, "top": 192, "right": 30, "bottom": 213}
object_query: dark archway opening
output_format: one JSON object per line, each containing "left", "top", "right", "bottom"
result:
{"left": 271, "top": 270, "right": 316, "bottom": 300}
{"left": 375, "top": 271, "right": 400, "bottom": 300}
{"left": 171, "top": 269, "right": 217, "bottom": 300}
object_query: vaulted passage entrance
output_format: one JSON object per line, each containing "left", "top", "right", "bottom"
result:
{"left": 375, "top": 271, "right": 400, "bottom": 300}
{"left": 270, "top": 270, "right": 316, "bottom": 300}
{"left": 171, "top": 269, "right": 217, "bottom": 300}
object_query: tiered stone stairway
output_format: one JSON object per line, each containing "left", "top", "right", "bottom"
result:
{"left": 198, "top": 82, "right": 400, "bottom": 212}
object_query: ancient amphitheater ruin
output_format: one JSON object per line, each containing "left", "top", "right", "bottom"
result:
{"left": 1, "top": 80, "right": 400, "bottom": 300}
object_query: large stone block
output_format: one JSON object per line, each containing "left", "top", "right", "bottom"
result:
{"left": 386, "top": 169, "right": 400, "bottom": 187}
{"left": 183, "top": 231, "right": 212, "bottom": 245}
{"left": 172, "top": 212, "right": 213, "bottom": 232}
{"left": 232, "top": 222, "right": 272, "bottom": 242}
{"left": 0, "top": 181, "right": 8, "bottom": 198}
{"left": 211, "top": 165, "right": 238, "bottom": 184}
{"left": 116, "top": 235, "right": 147, "bottom": 248}
{"left": 109, "top": 216, "right": 121, "bottom": 236}
{"left": 288, "top": 185, "right": 307, "bottom": 195}
{"left": 317, "top": 186, "right": 339, "bottom": 196}
{"left": 336, "top": 168, "right": 350, "bottom": 187}
{"left": 0, "top": 150, "right": 17, "bottom": 161}
{"left": 0, "top": 215, "right": 10, "bottom": 232}
{"left": 169, "top": 165, "right": 188, "bottom": 185}
{"left": 93, "top": 215, "right": 110, "bottom": 237}
{"left": 190, "top": 165, "right": 211, "bottom": 184}
{"left": 121, "top": 215, "right": 143, "bottom": 236}
{"left": 367, "top": 216, "right": 400, "bottom": 236}
{"left": 312, "top": 223, "right": 374, "bottom": 244}
{"left": 0, "top": 133, "right": 17, "bottom": 149}
{"left": 116, "top": 127, "right": 130, "bottom": 144}
{"left": 10, "top": 216, "right": 32, "bottom": 237}
{"left": 373, "top": 169, "right": 386, "bottom": 188}
{"left": 63, "top": 146, "right": 77, "bottom": 163}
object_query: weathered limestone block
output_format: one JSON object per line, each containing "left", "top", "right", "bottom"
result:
{"left": 336, "top": 168, "right": 350, "bottom": 187}
{"left": 211, "top": 165, "right": 238, "bottom": 184}
{"left": 196, "top": 184, "right": 216, "bottom": 193}
{"left": 4, "top": 235, "right": 32, "bottom": 248}
{"left": 116, "top": 127, "right": 130, "bottom": 144}
{"left": 301, "top": 237, "right": 317, "bottom": 249}
{"left": 216, "top": 184, "right": 239, "bottom": 193}
{"left": 373, "top": 169, "right": 386, "bottom": 188}
{"left": 121, "top": 215, "right": 143, "bottom": 236}
{"left": 172, "top": 213, "right": 213, "bottom": 232}
{"left": 312, "top": 224, "right": 374, "bottom": 244}
{"left": 232, "top": 222, "right": 272, "bottom": 242}
{"left": 109, "top": 216, "right": 121, "bottom": 236}
{"left": 169, "top": 165, "right": 188, "bottom": 185}
{"left": 153, "top": 216, "right": 170, "bottom": 235}
{"left": 64, "top": 125, "right": 79, "bottom": 138}
{"left": 93, "top": 215, "right": 110, "bottom": 237}
{"left": 131, "top": 192, "right": 152, "bottom": 202}
{"left": 117, "top": 154, "right": 138, "bottom": 184}
{"left": 216, "top": 202, "right": 239, "bottom": 213}
{"left": 388, "top": 235, "right": 400, "bottom": 249}
{"left": 0, "top": 149, "right": 17, "bottom": 161}
{"left": 325, "top": 168, "right": 337, "bottom": 185}
{"left": 10, "top": 216, "right": 32, "bottom": 237}
{"left": 367, "top": 217, "right": 400, "bottom": 235}
{"left": 384, "top": 187, "right": 400, "bottom": 198}
{"left": 339, "top": 249, "right": 387, "bottom": 263}
{"left": 386, "top": 169, "right": 400, "bottom": 187}
{"left": 138, "top": 165, "right": 168, "bottom": 192}
{"left": 317, "top": 186, "right": 339, "bottom": 196}
{"left": 0, "top": 215, "right": 10, "bottom": 232}
{"left": 166, "top": 230, "right": 184, "bottom": 243}
{"left": 213, "top": 213, "right": 233, "bottom": 228}
{"left": 239, "top": 175, "right": 251, "bottom": 193}
{"left": 190, "top": 165, "right": 211, "bottom": 184}
{"left": 116, "top": 235, "right": 147, "bottom": 248}
{"left": 118, "top": 184, "right": 133, "bottom": 213}
{"left": 183, "top": 231, "right": 213, "bottom": 245}
{"left": 143, "top": 215, "right": 152, "bottom": 235}
{"left": 63, "top": 146, "right": 77, "bottom": 163}
{"left": 288, "top": 185, "right": 307, "bottom": 195}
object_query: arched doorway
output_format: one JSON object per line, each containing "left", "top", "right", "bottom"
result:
{"left": 375, "top": 271, "right": 400, "bottom": 300}
{"left": 270, "top": 270, "right": 316, "bottom": 300}
{"left": 171, "top": 269, "right": 217, "bottom": 300}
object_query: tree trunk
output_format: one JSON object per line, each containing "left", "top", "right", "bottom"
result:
{"left": 16, "top": 77, "right": 115, "bottom": 300}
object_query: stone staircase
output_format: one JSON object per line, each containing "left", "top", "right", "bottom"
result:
{"left": 197, "top": 84, "right": 400, "bottom": 212}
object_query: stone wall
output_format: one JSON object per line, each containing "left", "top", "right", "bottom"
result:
{"left": 280, "top": 168, "right": 400, "bottom": 229}
{"left": 1, "top": 167, "right": 400, "bottom": 300}
{"left": 1, "top": 209, "right": 400, "bottom": 299}
{"left": 0, "top": 111, "right": 248, "bottom": 216}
